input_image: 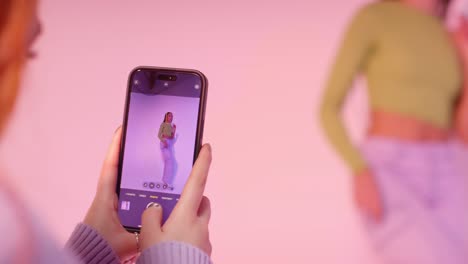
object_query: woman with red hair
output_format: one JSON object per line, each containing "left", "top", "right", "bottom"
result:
{"left": 0, "top": 1, "right": 213, "bottom": 263}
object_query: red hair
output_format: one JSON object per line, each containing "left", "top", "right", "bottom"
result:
{"left": 0, "top": 0, "right": 37, "bottom": 134}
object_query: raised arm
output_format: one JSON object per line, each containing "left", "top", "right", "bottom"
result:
{"left": 452, "top": 17, "right": 468, "bottom": 144}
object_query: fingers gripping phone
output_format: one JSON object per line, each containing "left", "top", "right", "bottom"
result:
{"left": 116, "top": 66, "right": 208, "bottom": 232}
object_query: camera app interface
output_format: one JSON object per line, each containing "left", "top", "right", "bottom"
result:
{"left": 118, "top": 69, "right": 202, "bottom": 228}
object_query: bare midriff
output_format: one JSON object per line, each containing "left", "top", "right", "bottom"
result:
{"left": 368, "top": 111, "right": 451, "bottom": 141}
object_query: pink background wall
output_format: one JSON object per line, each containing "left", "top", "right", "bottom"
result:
{"left": 6, "top": 0, "right": 464, "bottom": 263}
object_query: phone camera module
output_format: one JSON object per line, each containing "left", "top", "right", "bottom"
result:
{"left": 157, "top": 74, "right": 178, "bottom": 81}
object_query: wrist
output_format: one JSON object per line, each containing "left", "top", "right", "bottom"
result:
{"left": 138, "top": 241, "right": 212, "bottom": 264}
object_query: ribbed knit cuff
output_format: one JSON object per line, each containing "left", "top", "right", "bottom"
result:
{"left": 137, "top": 241, "right": 212, "bottom": 264}
{"left": 65, "top": 223, "right": 120, "bottom": 264}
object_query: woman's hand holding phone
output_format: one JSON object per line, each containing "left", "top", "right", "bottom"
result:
{"left": 139, "top": 144, "right": 212, "bottom": 255}
{"left": 83, "top": 128, "right": 137, "bottom": 261}
{"left": 83, "top": 128, "right": 212, "bottom": 261}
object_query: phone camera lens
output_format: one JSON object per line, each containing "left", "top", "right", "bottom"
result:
{"left": 157, "top": 75, "right": 177, "bottom": 81}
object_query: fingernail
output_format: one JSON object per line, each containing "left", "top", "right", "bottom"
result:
{"left": 145, "top": 202, "right": 161, "bottom": 209}
{"left": 204, "top": 143, "right": 212, "bottom": 153}
{"left": 115, "top": 126, "right": 122, "bottom": 133}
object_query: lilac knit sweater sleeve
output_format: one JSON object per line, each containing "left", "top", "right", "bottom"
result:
{"left": 66, "top": 223, "right": 212, "bottom": 264}
{"left": 65, "top": 224, "right": 120, "bottom": 264}
{"left": 137, "top": 241, "right": 212, "bottom": 264}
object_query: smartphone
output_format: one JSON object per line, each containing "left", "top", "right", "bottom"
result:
{"left": 116, "top": 66, "right": 208, "bottom": 232}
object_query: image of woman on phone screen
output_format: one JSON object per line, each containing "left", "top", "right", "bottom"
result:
{"left": 158, "top": 112, "right": 177, "bottom": 190}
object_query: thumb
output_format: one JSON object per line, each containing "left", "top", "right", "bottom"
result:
{"left": 140, "top": 203, "right": 163, "bottom": 249}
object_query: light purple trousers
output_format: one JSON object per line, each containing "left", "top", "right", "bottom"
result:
{"left": 160, "top": 138, "right": 176, "bottom": 185}
{"left": 361, "top": 137, "right": 468, "bottom": 264}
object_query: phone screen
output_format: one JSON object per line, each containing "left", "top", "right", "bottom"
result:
{"left": 117, "top": 67, "right": 207, "bottom": 231}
